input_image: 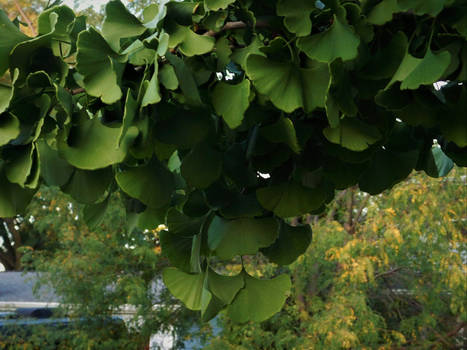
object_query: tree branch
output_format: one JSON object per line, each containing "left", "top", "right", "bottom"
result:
{"left": 13, "top": 0, "right": 37, "bottom": 36}
{"left": 375, "top": 267, "right": 402, "bottom": 279}
{"left": 204, "top": 20, "right": 270, "bottom": 37}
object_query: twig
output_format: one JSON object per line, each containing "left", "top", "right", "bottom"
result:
{"left": 204, "top": 20, "right": 269, "bottom": 37}
{"left": 375, "top": 267, "right": 402, "bottom": 279}
{"left": 71, "top": 87, "right": 85, "bottom": 95}
{"left": 13, "top": 0, "right": 37, "bottom": 36}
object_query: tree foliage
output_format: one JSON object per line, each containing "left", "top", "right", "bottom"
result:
{"left": 204, "top": 168, "right": 466, "bottom": 349}
{"left": 0, "top": 0, "right": 466, "bottom": 321}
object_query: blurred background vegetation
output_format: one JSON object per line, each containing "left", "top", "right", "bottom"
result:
{"left": 0, "top": 1, "right": 466, "bottom": 349}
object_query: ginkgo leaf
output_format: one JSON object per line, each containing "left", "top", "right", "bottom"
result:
{"left": 0, "top": 10, "right": 28, "bottom": 75}
{"left": 359, "top": 149, "right": 419, "bottom": 194}
{"left": 0, "top": 113, "right": 20, "bottom": 146}
{"left": 256, "top": 183, "right": 329, "bottom": 218}
{"left": 62, "top": 168, "right": 113, "bottom": 204}
{"left": 0, "top": 163, "right": 35, "bottom": 217}
{"left": 227, "top": 272, "right": 291, "bottom": 323}
{"left": 323, "top": 118, "right": 382, "bottom": 151}
{"left": 162, "top": 268, "right": 208, "bottom": 310}
{"left": 204, "top": 0, "right": 236, "bottom": 11}
{"left": 296, "top": 13, "right": 360, "bottom": 62}
{"left": 36, "top": 140, "right": 73, "bottom": 187}
{"left": 58, "top": 115, "right": 137, "bottom": 170}
{"left": 397, "top": 0, "right": 447, "bottom": 16}
{"left": 367, "top": 0, "right": 400, "bottom": 25}
{"left": 386, "top": 49, "right": 451, "bottom": 90}
{"left": 76, "top": 27, "right": 124, "bottom": 104}
{"left": 141, "top": 57, "right": 161, "bottom": 107}
{"left": 116, "top": 159, "right": 175, "bottom": 209}
{"left": 276, "top": 0, "right": 315, "bottom": 36}
{"left": 102, "top": 0, "right": 146, "bottom": 52}
{"left": 159, "top": 64, "right": 179, "bottom": 90}
{"left": 246, "top": 55, "right": 329, "bottom": 113}
{"left": 181, "top": 143, "right": 223, "bottom": 189}
{"left": 231, "top": 36, "right": 265, "bottom": 70}
{"left": 260, "top": 117, "right": 300, "bottom": 154}
{"left": 423, "top": 146, "right": 454, "bottom": 178}
{"left": 207, "top": 216, "right": 278, "bottom": 259}
{"left": 212, "top": 80, "right": 250, "bottom": 129}
{"left": 262, "top": 222, "right": 312, "bottom": 265}
{"left": 3, "top": 143, "right": 35, "bottom": 187}
{"left": 207, "top": 268, "right": 244, "bottom": 305}
{"left": 167, "top": 22, "right": 215, "bottom": 57}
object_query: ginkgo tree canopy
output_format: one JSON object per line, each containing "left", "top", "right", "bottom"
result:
{"left": 0, "top": 0, "right": 466, "bottom": 323}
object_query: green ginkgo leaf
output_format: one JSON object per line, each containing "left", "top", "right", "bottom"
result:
{"left": 36, "top": 139, "right": 73, "bottom": 187}
{"left": 359, "top": 149, "right": 419, "bottom": 194}
{"left": 159, "top": 230, "right": 194, "bottom": 272}
{"left": 260, "top": 117, "right": 300, "bottom": 154}
{"left": 212, "top": 80, "right": 250, "bottom": 129}
{"left": 246, "top": 55, "right": 329, "bottom": 113}
{"left": 359, "top": 31, "right": 407, "bottom": 80}
{"left": 58, "top": 115, "right": 137, "bottom": 170}
{"left": 62, "top": 168, "right": 113, "bottom": 204}
{"left": 386, "top": 49, "right": 451, "bottom": 90}
{"left": 141, "top": 57, "right": 161, "bottom": 107}
{"left": 207, "top": 216, "right": 278, "bottom": 260}
{"left": 0, "top": 113, "right": 20, "bottom": 146}
{"left": 102, "top": 0, "right": 146, "bottom": 52}
{"left": 231, "top": 36, "right": 265, "bottom": 70}
{"left": 37, "top": 5, "right": 75, "bottom": 56}
{"left": 204, "top": 0, "right": 236, "bottom": 11}
{"left": 76, "top": 27, "right": 124, "bottom": 104}
{"left": 296, "top": 13, "right": 360, "bottom": 62}
{"left": 323, "top": 118, "right": 381, "bottom": 151}
{"left": 227, "top": 272, "right": 291, "bottom": 323}
{"left": 181, "top": 143, "right": 223, "bottom": 189}
{"left": 262, "top": 222, "right": 312, "bottom": 265}
{"left": 256, "top": 183, "right": 329, "bottom": 218}
{"left": 3, "top": 144, "right": 35, "bottom": 187}
{"left": 276, "top": 0, "right": 315, "bottom": 36}
{"left": 163, "top": 268, "right": 208, "bottom": 310}
{"left": 116, "top": 159, "right": 175, "bottom": 209}
{"left": 207, "top": 268, "right": 244, "bottom": 305}
{"left": 155, "top": 110, "right": 212, "bottom": 149}
{"left": 423, "top": 146, "right": 454, "bottom": 178}
{"left": 167, "top": 22, "right": 215, "bottom": 57}
{"left": 159, "top": 64, "right": 179, "bottom": 90}
{"left": 397, "top": 0, "right": 447, "bottom": 16}
{"left": 0, "top": 163, "right": 35, "bottom": 217}
{"left": 0, "top": 10, "right": 28, "bottom": 76}
{"left": 367, "top": 0, "right": 400, "bottom": 25}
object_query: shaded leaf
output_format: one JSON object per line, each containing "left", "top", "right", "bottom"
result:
{"left": 297, "top": 12, "right": 360, "bottom": 62}
{"left": 386, "top": 49, "right": 451, "bottom": 90}
{"left": 256, "top": 183, "right": 329, "bottom": 218}
{"left": 102, "top": 0, "right": 146, "bottom": 52}
{"left": 246, "top": 55, "right": 329, "bottom": 113}
{"left": 181, "top": 143, "right": 223, "bottom": 189}
{"left": 227, "top": 272, "right": 291, "bottom": 323}
{"left": 262, "top": 222, "right": 312, "bottom": 265}
{"left": 323, "top": 118, "right": 381, "bottom": 151}
{"left": 277, "top": 0, "right": 315, "bottom": 36}
{"left": 116, "top": 159, "right": 175, "bottom": 209}
{"left": 76, "top": 27, "right": 123, "bottom": 104}
{"left": 212, "top": 80, "right": 250, "bottom": 129}
{"left": 207, "top": 216, "right": 278, "bottom": 259}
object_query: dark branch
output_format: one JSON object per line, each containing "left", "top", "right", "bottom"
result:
{"left": 204, "top": 20, "right": 270, "bottom": 37}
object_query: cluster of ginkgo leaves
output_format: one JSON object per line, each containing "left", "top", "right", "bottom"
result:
{"left": 0, "top": 0, "right": 466, "bottom": 322}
